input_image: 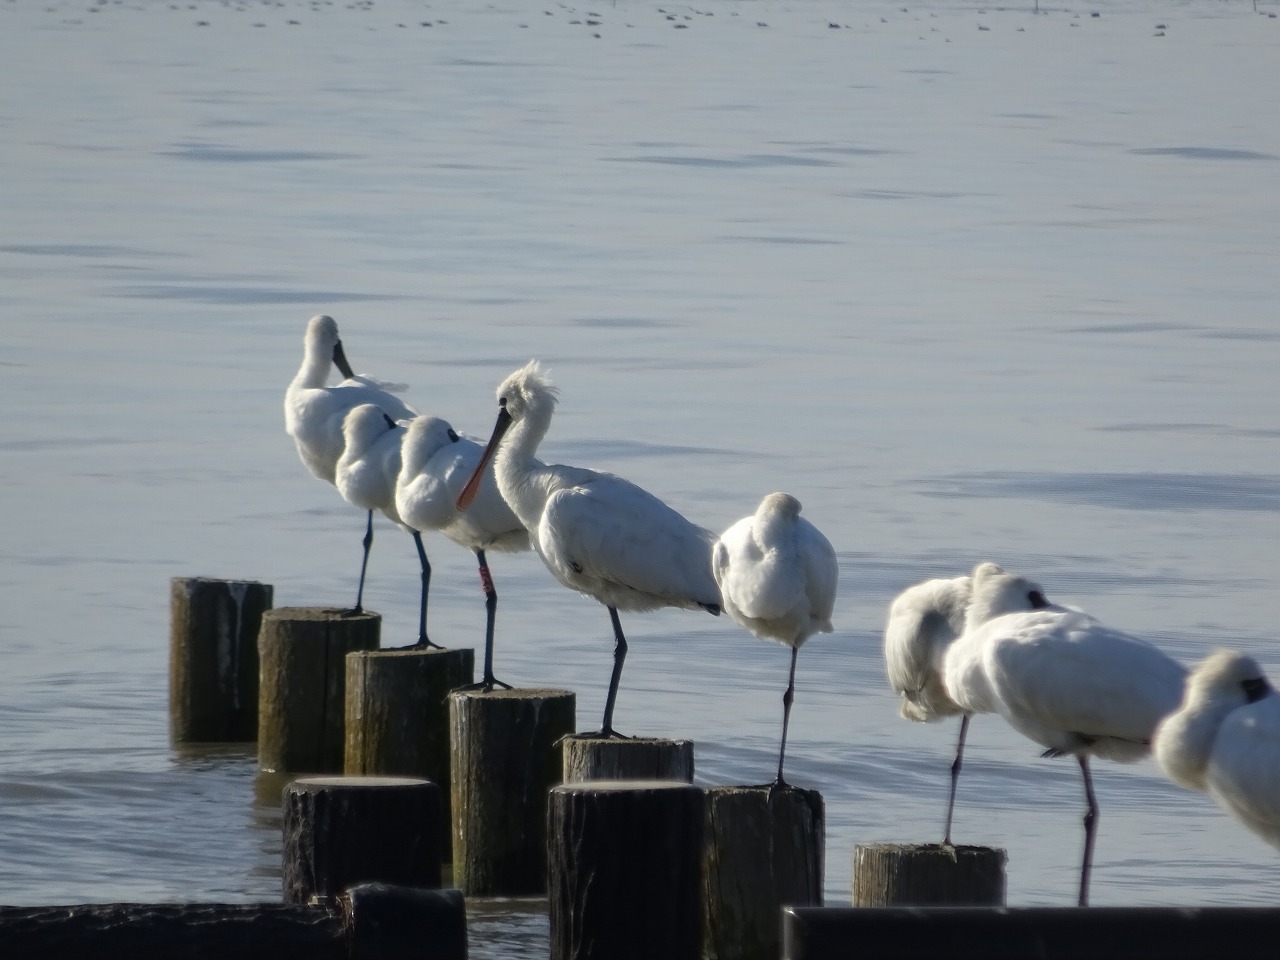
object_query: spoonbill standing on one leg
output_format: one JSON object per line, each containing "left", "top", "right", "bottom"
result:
{"left": 885, "top": 562, "right": 1055, "bottom": 843}
{"left": 284, "top": 314, "right": 417, "bottom": 614}
{"left": 394, "top": 414, "right": 531, "bottom": 678}
{"left": 942, "top": 562, "right": 1187, "bottom": 906}
{"left": 883, "top": 569, "right": 975, "bottom": 844}
{"left": 712, "top": 492, "right": 837, "bottom": 787}
{"left": 1154, "top": 649, "right": 1280, "bottom": 850}
{"left": 456, "top": 360, "right": 721, "bottom": 736}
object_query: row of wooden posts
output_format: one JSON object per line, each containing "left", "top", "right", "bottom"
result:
{"left": 166, "top": 576, "right": 1007, "bottom": 959}
{"left": 12, "top": 574, "right": 1264, "bottom": 959}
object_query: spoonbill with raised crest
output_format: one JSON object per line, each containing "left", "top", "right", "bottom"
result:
{"left": 456, "top": 360, "right": 721, "bottom": 736}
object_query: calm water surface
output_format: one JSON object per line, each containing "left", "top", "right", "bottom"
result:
{"left": 2, "top": 0, "right": 1279, "bottom": 954}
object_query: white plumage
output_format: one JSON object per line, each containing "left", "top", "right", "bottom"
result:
{"left": 712, "top": 492, "right": 837, "bottom": 786}
{"left": 943, "top": 561, "right": 1187, "bottom": 905}
{"left": 457, "top": 360, "right": 721, "bottom": 735}
{"left": 1154, "top": 649, "right": 1280, "bottom": 850}
{"left": 284, "top": 314, "right": 416, "bottom": 485}
{"left": 284, "top": 314, "right": 417, "bottom": 612}
{"left": 394, "top": 414, "right": 530, "bottom": 678}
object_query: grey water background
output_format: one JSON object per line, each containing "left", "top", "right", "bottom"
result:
{"left": 2, "top": 0, "right": 1278, "bottom": 952}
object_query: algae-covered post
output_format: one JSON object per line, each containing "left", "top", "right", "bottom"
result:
{"left": 257, "top": 607, "right": 379, "bottom": 774}
{"left": 448, "top": 687, "right": 575, "bottom": 895}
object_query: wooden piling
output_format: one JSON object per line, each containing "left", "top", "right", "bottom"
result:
{"left": 448, "top": 687, "right": 575, "bottom": 895}
{"left": 852, "top": 842, "right": 1006, "bottom": 907}
{"left": 781, "top": 906, "right": 1280, "bottom": 960}
{"left": 169, "top": 577, "right": 272, "bottom": 742}
{"left": 282, "top": 776, "right": 442, "bottom": 903}
{"left": 0, "top": 883, "right": 466, "bottom": 960}
{"left": 257, "top": 607, "right": 380, "bottom": 774}
{"left": 702, "top": 785, "right": 824, "bottom": 960}
{"left": 549, "top": 780, "right": 704, "bottom": 960}
{"left": 344, "top": 646, "right": 474, "bottom": 857}
{"left": 562, "top": 734, "right": 694, "bottom": 783}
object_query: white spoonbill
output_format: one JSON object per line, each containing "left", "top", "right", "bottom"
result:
{"left": 334, "top": 404, "right": 410, "bottom": 628}
{"left": 456, "top": 360, "right": 721, "bottom": 736}
{"left": 394, "top": 414, "right": 531, "bottom": 681}
{"left": 284, "top": 314, "right": 417, "bottom": 613}
{"left": 712, "top": 492, "right": 837, "bottom": 787}
{"left": 883, "top": 569, "right": 975, "bottom": 844}
{"left": 1154, "top": 649, "right": 1280, "bottom": 850}
{"left": 942, "top": 562, "right": 1187, "bottom": 906}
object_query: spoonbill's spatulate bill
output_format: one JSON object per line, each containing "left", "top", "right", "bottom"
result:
{"left": 1154, "top": 649, "right": 1280, "bottom": 850}
{"left": 712, "top": 492, "right": 837, "bottom": 787}
{"left": 283, "top": 314, "right": 417, "bottom": 613}
{"left": 883, "top": 569, "right": 975, "bottom": 843}
{"left": 335, "top": 404, "right": 410, "bottom": 626}
{"left": 394, "top": 414, "right": 530, "bottom": 676}
{"left": 456, "top": 360, "right": 721, "bottom": 736}
{"left": 943, "top": 561, "right": 1187, "bottom": 906}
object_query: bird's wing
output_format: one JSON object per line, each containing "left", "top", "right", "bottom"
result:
{"left": 540, "top": 475, "right": 719, "bottom": 607}
{"left": 1207, "top": 698, "right": 1280, "bottom": 845}
{"left": 798, "top": 520, "right": 838, "bottom": 629}
{"left": 986, "top": 611, "right": 1187, "bottom": 747}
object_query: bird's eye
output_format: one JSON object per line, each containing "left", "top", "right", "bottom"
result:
{"left": 1243, "top": 676, "right": 1270, "bottom": 704}
{"left": 447, "top": 429, "right": 459, "bottom": 443}
{"left": 1028, "top": 590, "right": 1049, "bottom": 609}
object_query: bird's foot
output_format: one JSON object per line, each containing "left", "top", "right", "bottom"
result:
{"left": 578, "top": 727, "right": 629, "bottom": 740}
{"left": 340, "top": 605, "right": 365, "bottom": 618}
{"left": 457, "top": 674, "right": 514, "bottom": 694}
{"left": 386, "top": 637, "right": 445, "bottom": 651}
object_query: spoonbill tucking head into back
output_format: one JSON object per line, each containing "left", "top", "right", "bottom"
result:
{"left": 712, "top": 492, "right": 837, "bottom": 788}
{"left": 942, "top": 561, "right": 1187, "bottom": 906}
{"left": 284, "top": 314, "right": 417, "bottom": 614}
{"left": 1154, "top": 649, "right": 1280, "bottom": 851}
{"left": 334, "top": 404, "right": 410, "bottom": 623}
{"left": 882, "top": 568, "right": 976, "bottom": 843}
{"left": 394, "top": 414, "right": 531, "bottom": 679}
{"left": 456, "top": 360, "right": 721, "bottom": 736}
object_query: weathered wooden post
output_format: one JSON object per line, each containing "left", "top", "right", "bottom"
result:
{"left": 448, "top": 687, "right": 575, "bottom": 895}
{"left": 282, "top": 776, "right": 442, "bottom": 903}
{"left": 0, "top": 883, "right": 467, "bottom": 960}
{"left": 258, "top": 608, "right": 380, "bottom": 774}
{"left": 562, "top": 734, "right": 694, "bottom": 783}
{"left": 344, "top": 647, "right": 474, "bottom": 856}
{"left": 170, "top": 577, "right": 272, "bottom": 742}
{"left": 702, "top": 785, "right": 824, "bottom": 960}
{"left": 549, "top": 780, "right": 704, "bottom": 960}
{"left": 852, "top": 842, "right": 1006, "bottom": 906}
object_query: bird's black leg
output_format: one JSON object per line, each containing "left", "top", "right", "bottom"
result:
{"left": 943, "top": 713, "right": 971, "bottom": 845}
{"left": 404, "top": 530, "right": 442, "bottom": 650}
{"left": 345, "top": 509, "right": 374, "bottom": 616}
{"left": 1077, "top": 754, "right": 1098, "bottom": 908}
{"left": 772, "top": 645, "right": 799, "bottom": 790}
{"left": 595, "top": 606, "right": 628, "bottom": 738}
